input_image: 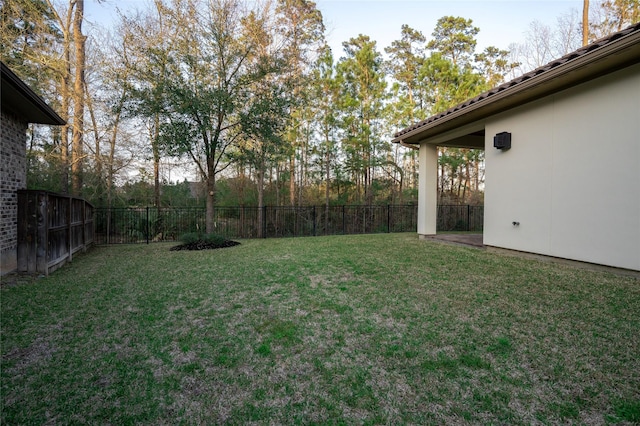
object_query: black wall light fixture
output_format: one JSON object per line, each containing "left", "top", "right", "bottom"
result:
{"left": 494, "top": 132, "right": 511, "bottom": 150}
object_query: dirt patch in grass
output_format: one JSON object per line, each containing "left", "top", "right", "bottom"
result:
{"left": 0, "top": 273, "right": 40, "bottom": 289}
{"left": 170, "top": 239, "right": 240, "bottom": 251}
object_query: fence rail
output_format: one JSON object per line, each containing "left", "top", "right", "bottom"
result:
{"left": 94, "top": 204, "right": 483, "bottom": 244}
{"left": 437, "top": 204, "right": 484, "bottom": 232}
{"left": 17, "top": 190, "right": 94, "bottom": 275}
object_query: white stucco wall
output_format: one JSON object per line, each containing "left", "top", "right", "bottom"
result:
{"left": 484, "top": 63, "right": 640, "bottom": 270}
{"left": 417, "top": 144, "right": 438, "bottom": 235}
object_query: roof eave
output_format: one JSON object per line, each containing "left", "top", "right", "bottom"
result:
{"left": 392, "top": 27, "right": 640, "bottom": 146}
{"left": 1, "top": 62, "right": 66, "bottom": 126}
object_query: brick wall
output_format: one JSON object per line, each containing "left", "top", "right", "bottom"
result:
{"left": 1, "top": 109, "right": 28, "bottom": 274}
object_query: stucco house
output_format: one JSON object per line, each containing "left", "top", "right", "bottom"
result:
{"left": 1, "top": 62, "right": 65, "bottom": 275}
{"left": 392, "top": 23, "right": 640, "bottom": 271}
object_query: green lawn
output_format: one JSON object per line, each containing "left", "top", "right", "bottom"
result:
{"left": 2, "top": 233, "right": 639, "bottom": 424}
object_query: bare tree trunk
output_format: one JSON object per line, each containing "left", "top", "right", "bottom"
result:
{"left": 44, "top": 0, "right": 72, "bottom": 193}
{"left": 237, "top": 162, "right": 245, "bottom": 206}
{"left": 60, "top": 66, "right": 70, "bottom": 194}
{"left": 257, "top": 160, "right": 265, "bottom": 238}
{"left": 105, "top": 103, "right": 122, "bottom": 238}
{"left": 60, "top": 32, "right": 72, "bottom": 194}
{"left": 153, "top": 113, "right": 161, "bottom": 207}
{"left": 583, "top": 0, "right": 590, "bottom": 45}
{"left": 107, "top": 144, "right": 116, "bottom": 203}
{"left": 289, "top": 155, "right": 295, "bottom": 206}
{"left": 85, "top": 85, "right": 100, "bottom": 180}
{"left": 473, "top": 153, "right": 479, "bottom": 192}
{"left": 462, "top": 160, "right": 470, "bottom": 203}
{"left": 398, "top": 169, "right": 404, "bottom": 204}
{"left": 275, "top": 162, "right": 281, "bottom": 205}
{"left": 324, "top": 134, "right": 331, "bottom": 235}
{"left": 71, "top": 0, "right": 86, "bottom": 196}
{"left": 299, "top": 124, "right": 309, "bottom": 207}
{"left": 84, "top": 84, "right": 103, "bottom": 202}
{"left": 205, "top": 172, "right": 216, "bottom": 234}
{"left": 298, "top": 141, "right": 304, "bottom": 207}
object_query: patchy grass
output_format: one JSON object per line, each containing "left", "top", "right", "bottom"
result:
{"left": 1, "top": 233, "right": 639, "bottom": 424}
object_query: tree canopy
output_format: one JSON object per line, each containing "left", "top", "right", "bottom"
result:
{"left": 5, "top": 0, "right": 637, "bottom": 210}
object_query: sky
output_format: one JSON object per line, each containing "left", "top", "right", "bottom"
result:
{"left": 318, "top": 0, "right": 583, "bottom": 56}
{"left": 85, "top": 0, "right": 585, "bottom": 58}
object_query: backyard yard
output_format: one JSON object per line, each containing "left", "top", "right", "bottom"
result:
{"left": 1, "top": 233, "right": 638, "bottom": 424}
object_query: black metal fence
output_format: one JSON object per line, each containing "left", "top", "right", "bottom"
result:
{"left": 437, "top": 205, "right": 484, "bottom": 232}
{"left": 94, "top": 204, "right": 483, "bottom": 244}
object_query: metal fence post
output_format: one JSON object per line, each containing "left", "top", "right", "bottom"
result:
{"left": 262, "top": 205, "right": 267, "bottom": 238}
{"left": 67, "top": 196, "right": 72, "bottom": 263}
{"left": 313, "top": 206, "right": 317, "bottom": 236}
{"left": 146, "top": 206, "right": 150, "bottom": 244}
{"left": 387, "top": 204, "right": 391, "bottom": 233}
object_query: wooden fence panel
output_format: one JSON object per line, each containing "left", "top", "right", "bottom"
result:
{"left": 17, "top": 190, "right": 95, "bottom": 275}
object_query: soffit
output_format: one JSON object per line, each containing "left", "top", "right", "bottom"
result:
{"left": 1, "top": 62, "right": 65, "bottom": 125}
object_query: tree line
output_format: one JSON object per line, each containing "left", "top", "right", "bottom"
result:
{"left": 2, "top": 0, "right": 638, "bottom": 233}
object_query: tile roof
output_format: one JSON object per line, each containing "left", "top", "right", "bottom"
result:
{"left": 393, "top": 21, "right": 640, "bottom": 143}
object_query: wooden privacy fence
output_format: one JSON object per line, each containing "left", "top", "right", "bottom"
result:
{"left": 18, "top": 190, "right": 94, "bottom": 275}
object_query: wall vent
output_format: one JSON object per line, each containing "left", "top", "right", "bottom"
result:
{"left": 494, "top": 132, "right": 512, "bottom": 150}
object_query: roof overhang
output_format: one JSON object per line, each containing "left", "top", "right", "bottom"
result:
{"left": 392, "top": 23, "right": 640, "bottom": 147}
{"left": 1, "top": 62, "right": 65, "bottom": 125}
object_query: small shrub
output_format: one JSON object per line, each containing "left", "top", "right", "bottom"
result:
{"left": 179, "top": 232, "right": 227, "bottom": 245}
{"left": 201, "top": 233, "right": 227, "bottom": 245}
{"left": 180, "top": 232, "right": 201, "bottom": 244}
{"left": 172, "top": 232, "right": 240, "bottom": 251}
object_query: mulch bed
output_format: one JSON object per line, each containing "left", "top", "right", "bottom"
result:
{"left": 170, "top": 240, "right": 241, "bottom": 251}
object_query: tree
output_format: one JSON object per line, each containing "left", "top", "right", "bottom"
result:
{"left": 275, "top": 0, "right": 325, "bottom": 206}
{"left": 31, "top": 0, "right": 90, "bottom": 195}
{"left": 71, "top": 0, "right": 86, "bottom": 195}
{"left": 385, "top": 25, "right": 428, "bottom": 124}
{"left": 510, "top": 15, "right": 582, "bottom": 74}
{"left": 384, "top": 25, "right": 428, "bottom": 194}
{"left": 1, "top": 0, "right": 90, "bottom": 195}
{"left": 584, "top": 0, "right": 590, "bottom": 45}
{"left": 122, "top": 0, "right": 293, "bottom": 233}
{"left": 590, "top": 0, "right": 640, "bottom": 39}
{"left": 422, "top": 21, "right": 487, "bottom": 204}
{"left": 474, "top": 46, "right": 518, "bottom": 88}
{"left": 427, "top": 16, "right": 479, "bottom": 68}
{"left": 419, "top": 52, "right": 484, "bottom": 113}
{"left": 336, "top": 34, "right": 387, "bottom": 204}
{"left": 1, "top": 0, "right": 64, "bottom": 191}
{"left": 119, "top": 0, "right": 180, "bottom": 208}
{"left": 44, "top": 0, "right": 74, "bottom": 194}
{"left": 311, "top": 44, "right": 339, "bottom": 230}
{"left": 237, "top": 7, "right": 291, "bottom": 236}
{"left": 0, "top": 0, "right": 60, "bottom": 93}
{"left": 89, "top": 30, "right": 142, "bottom": 210}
